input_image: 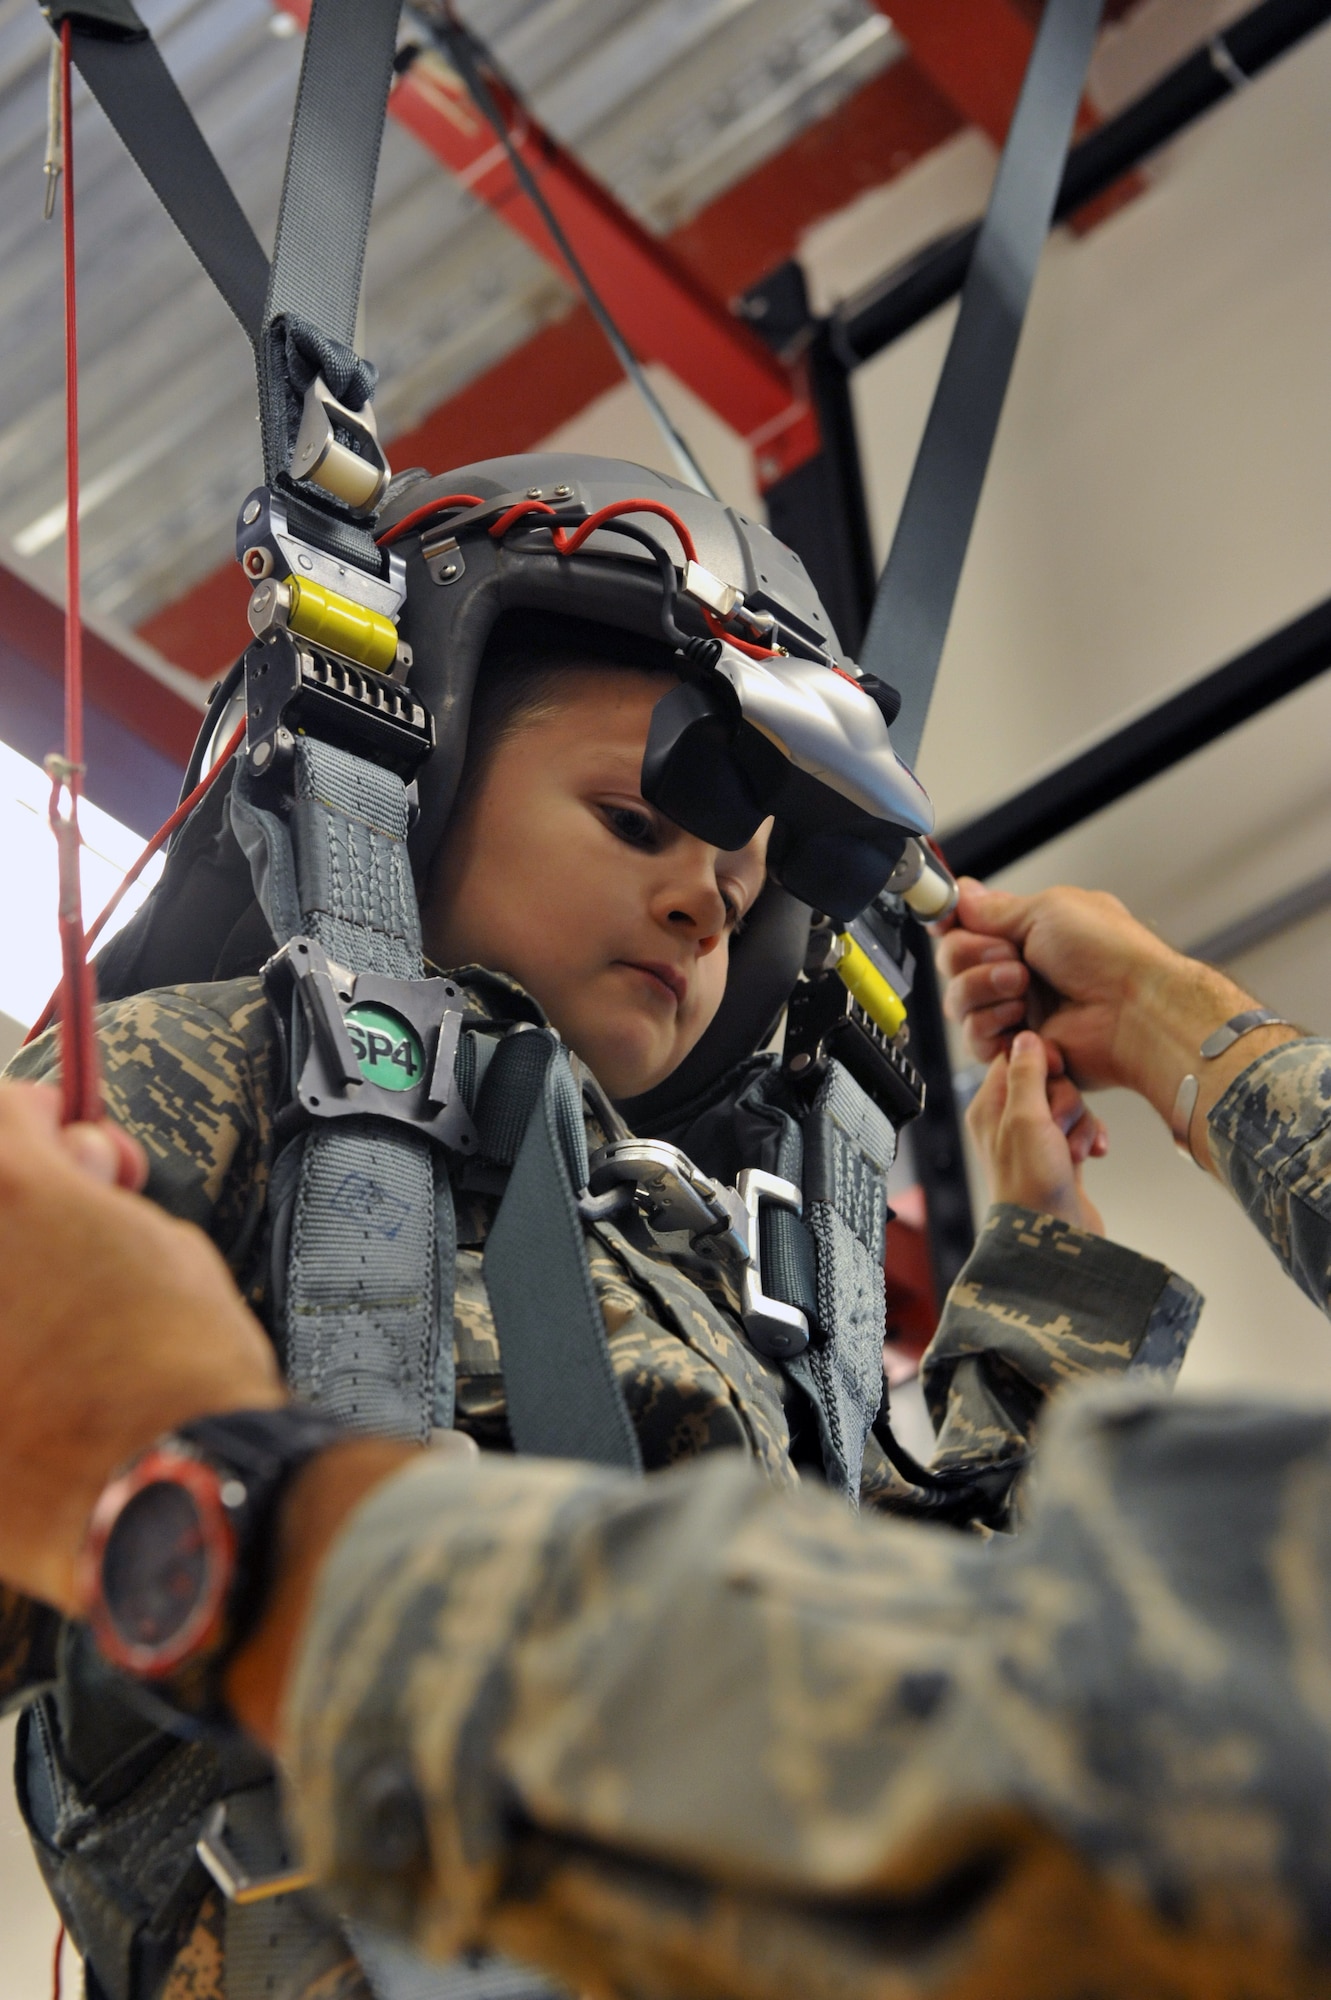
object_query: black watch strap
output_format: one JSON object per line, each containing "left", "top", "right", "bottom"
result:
{"left": 155, "top": 1404, "right": 346, "bottom": 1723}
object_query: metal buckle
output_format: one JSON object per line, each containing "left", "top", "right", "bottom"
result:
{"left": 196, "top": 1802, "right": 315, "bottom": 1905}
{"left": 586, "top": 1141, "right": 809, "bottom": 1359}
{"left": 733, "top": 1167, "right": 809, "bottom": 1360}
{"left": 237, "top": 487, "right": 406, "bottom": 620}
{"left": 243, "top": 629, "right": 433, "bottom": 781}
{"left": 264, "top": 937, "right": 479, "bottom": 1153}
{"left": 290, "top": 374, "right": 390, "bottom": 516}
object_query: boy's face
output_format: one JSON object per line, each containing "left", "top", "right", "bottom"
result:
{"left": 423, "top": 669, "right": 768, "bottom": 1098}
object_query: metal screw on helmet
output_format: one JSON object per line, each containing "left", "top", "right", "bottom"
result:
{"left": 241, "top": 497, "right": 262, "bottom": 526}
{"left": 553, "top": 483, "right": 572, "bottom": 498}
{"left": 526, "top": 485, "right": 542, "bottom": 499}
{"left": 243, "top": 546, "right": 274, "bottom": 580}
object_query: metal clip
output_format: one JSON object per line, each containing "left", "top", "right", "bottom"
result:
{"left": 734, "top": 1168, "right": 809, "bottom": 1359}
{"left": 42, "top": 39, "right": 62, "bottom": 221}
{"left": 197, "top": 1802, "right": 315, "bottom": 1905}
{"left": 290, "top": 375, "right": 390, "bottom": 516}
{"left": 587, "top": 1138, "right": 735, "bottom": 1241}
{"left": 682, "top": 560, "right": 742, "bottom": 618}
{"left": 586, "top": 1142, "right": 809, "bottom": 1359}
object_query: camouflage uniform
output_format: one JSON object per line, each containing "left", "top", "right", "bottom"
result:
{"left": 271, "top": 1038, "right": 1331, "bottom": 2000}
{"left": 2, "top": 977, "right": 1204, "bottom": 2000}
{"left": 4, "top": 974, "right": 1197, "bottom": 1490}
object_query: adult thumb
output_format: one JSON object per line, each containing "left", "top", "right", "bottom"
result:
{"left": 955, "top": 877, "right": 1034, "bottom": 945}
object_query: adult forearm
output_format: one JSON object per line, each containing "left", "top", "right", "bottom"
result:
{"left": 1117, "top": 951, "right": 1302, "bottom": 1171}
{"left": 275, "top": 1408, "right": 1331, "bottom": 1999}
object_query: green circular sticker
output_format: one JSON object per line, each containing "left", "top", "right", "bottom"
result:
{"left": 344, "top": 1003, "right": 424, "bottom": 1093}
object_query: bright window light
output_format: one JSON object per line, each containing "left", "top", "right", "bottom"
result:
{"left": 0, "top": 738, "right": 164, "bottom": 1033}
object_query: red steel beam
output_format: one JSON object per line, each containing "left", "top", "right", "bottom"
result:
{"left": 875, "top": 0, "right": 1144, "bottom": 225}
{"left": 874, "top": 0, "right": 1053, "bottom": 147}
{"left": 278, "top": 0, "right": 817, "bottom": 485}
{"left": 0, "top": 561, "right": 202, "bottom": 767}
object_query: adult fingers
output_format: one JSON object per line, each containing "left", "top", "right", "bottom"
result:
{"left": 941, "top": 957, "right": 1030, "bottom": 1023}
{"left": 1046, "top": 1071, "right": 1090, "bottom": 1137}
{"left": 62, "top": 1121, "right": 148, "bottom": 1192}
{"left": 1064, "top": 1102, "right": 1108, "bottom": 1166}
{"left": 934, "top": 927, "right": 1021, "bottom": 980}
{"left": 957, "top": 998, "right": 1029, "bottom": 1062}
{"left": 60, "top": 1124, "right": 123, "bottom": 1187}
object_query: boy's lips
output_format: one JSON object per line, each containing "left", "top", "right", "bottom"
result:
{"left": 620, "top": 960, "right": 687, "bottom": 1007}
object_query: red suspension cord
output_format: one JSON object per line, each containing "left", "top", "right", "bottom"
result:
{"left": 47, "top": 20, "right": 100, "bottom": 1123}
{"left": 24, "top": 719, "right": 246, "bottom": 1048}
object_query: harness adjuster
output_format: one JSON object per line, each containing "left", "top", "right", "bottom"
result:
{"left": 264, "top": 937, "right": 479, "bottom": 1154}
{"left": 290, "top": 373, "right": 390, "bottom": 516}
{"left": 197, "top": 1802, "right": 315, "bottom": 1906}
{"left": 586, "top": 1141, "right": 810, "bottom": 1360}
{"left": 244, "top": 628, "right": 434, "bottom": 781}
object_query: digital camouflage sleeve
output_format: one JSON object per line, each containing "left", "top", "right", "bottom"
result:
{"left": 286, "top": 1382, "right": 1331, "bottom": 2000}
{"left": 1208, "top": 1038, "right": 1331, "bottom": 1314}
{"left": 4, "top": 979, "right": 1197, "bottom": 1513}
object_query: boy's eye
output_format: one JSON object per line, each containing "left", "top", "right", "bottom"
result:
{"left": 602, "top": 805, "right": 660, "bottom": 851}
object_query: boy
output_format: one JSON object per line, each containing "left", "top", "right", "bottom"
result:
{"left": 6, "top": 504, "right": 1194, "bottom": 2000}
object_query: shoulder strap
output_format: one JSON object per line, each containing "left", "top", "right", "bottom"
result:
{"left": 858, "top": 0, "right": 1103, "bottom": 764}
{"left": 45, "top": 0, "right": 268, "bottom": 340}
{"left": 233, "top": 739, "right": 442, "bottom": 1444}
{"left": 477, "top": 1029, "right": 642, "bottom": 1471}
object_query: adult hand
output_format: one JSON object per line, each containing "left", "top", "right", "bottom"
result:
{"left": 0, "top": 1082, "right": 283, "bottom": 1613}
{"left": 936, "top": 878, "right": 1301, "bottom": 1172}
{"left": 937, "top": 879, "right": 1184, "bottom": 1089}
{"left": 968, "top": 1031, "right": 1105, "bottom": 1234}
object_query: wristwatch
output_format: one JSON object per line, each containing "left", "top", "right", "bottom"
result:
{"left": 77, "top": 1405, "right": 345, "bottom": 1721}
{"left": 1170, "top": 1008, "right": 1295, "bottom": 1161}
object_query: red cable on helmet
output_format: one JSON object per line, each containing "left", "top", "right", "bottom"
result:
{"left": 375, "top": 492, "right": 483, "bottom": 547}
{"left": 487, "top": 496, "right": 782, "bottom": 659}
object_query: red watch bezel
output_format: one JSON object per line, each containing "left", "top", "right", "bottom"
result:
{"left": 77, "top": 1446, "right": 239, "bottom": 1680}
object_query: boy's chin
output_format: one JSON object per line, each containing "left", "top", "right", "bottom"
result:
{"left": 570, "top": 1010, "right": 696, "bottom": 1102}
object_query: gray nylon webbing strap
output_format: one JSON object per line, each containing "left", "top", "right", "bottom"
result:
{"left": 232, "top": 737, "right": 439, "bottom": 1445}
{"left": 733, "top": 1062, "right": 895, "bottom": 1502}
{"left": 858, "top": 0, "right": 1104, "bottom": 766}
{"left": 350, "top": 1925, "right": 570, "bottom": 2000}
{"left": 230, "top": 744, "right": 447, "bottom": 2000}
{"left": 222, "top": 1782, "right": 356, "bottom": 2000}
{"left": 785, "top": 1063, "right": 896, "bottom": 1504}
{"left": 259, "top": 0, "right": 402, "bottom": 491}
{"left": 482, "top": 1030, "right": 642, "bottom": 1470}
{"left": 20, "top": 1700, "right": 225, "bottom": 2000}
{"left": 57, "top": 11, "right": 268, "bottom": 340}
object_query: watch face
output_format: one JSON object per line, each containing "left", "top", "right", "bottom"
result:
{"left": 82, "top": 1450, "right": 238, "bottom": 1679}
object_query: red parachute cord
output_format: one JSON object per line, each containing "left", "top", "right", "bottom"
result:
{"left": 51, "top": 1924, "right": 65, "bottom": 2000}
{"left": 46, "top": 19, "right": 100, "bottom": 1123}
{"left": 24, "top": 718, "right": 246, "bottom": 1048}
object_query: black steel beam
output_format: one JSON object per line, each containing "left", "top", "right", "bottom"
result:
{"left": 750, "top": 275, "right": 977, "bottom": 1289}
{"left": 836, "top": 0, "right": 1331, "bottom": 368}
{"left": 940, "top": 595, "right": 1331, "bottom": 880}
{"left": 742, "top": 264, "right": 878, "bottom": 653}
